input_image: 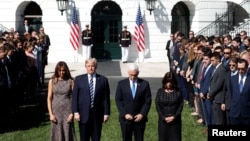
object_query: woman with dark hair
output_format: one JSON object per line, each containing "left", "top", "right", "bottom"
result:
{"left": 155, "top": 72, "right": 184, "bottom": 141}
{"left": 47, "top": 61, "right": 76, "bottom": 141}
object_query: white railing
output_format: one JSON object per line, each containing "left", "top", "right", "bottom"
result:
{"left": 196, "top": 0, "right": 250, "bottom": 37}
{"left": 229, "top": 19, "right": 250, "bottom": 38}
{"left": 0, "top": 24, "right": 10, "bottom": 34}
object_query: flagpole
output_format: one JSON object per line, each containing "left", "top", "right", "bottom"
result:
{"left": 143, "top": 50, "right": 145, "bottom": 62}
{"left": 70, "top": 2, "right": 80, "bottom": 63}
{"left": 137, "top": 52, "right": 139, "bottom": 63}
{"left": 76, "top": 49, "right": 78, "bottom": 62}
{"left": 74, "top": 50, "right": 76, "bottom": 63}
{"left": 134, "top": 3, "right": 145, "bottom": 63}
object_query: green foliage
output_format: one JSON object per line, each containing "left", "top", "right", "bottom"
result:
{"left": 0, "top": 100, "right": 207, "bottom": 141}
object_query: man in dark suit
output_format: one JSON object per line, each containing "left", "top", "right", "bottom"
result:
{"left": 208, "top": 52, "right": 226, "bottom": 125}
{"left": 18, "top": 19, "right": 33, "bottom": 36}
{"left": 221, "top": 47, "right": 232, "bottom": 72}
{"left": 166, "top": 34, "right": 174, "bottom": 70}
{"left": 199, "top": 50, "right": 215, "bottom": 128}
{"left": 221, "top": 56, "right": 238, "bottom": 125}
{"left": 115, "top": 64, "right": 152, "bottom": 141}
{"left": 72, "top": 58, "right": 110, "bottom": 141}
{"left": 229, "top": 59, "right": 250, "bottom": 125}
{"left": 0, "top": 45, "right": 10, "bottom": 119}
{"left": 172, "top": 32, "right": 185, "bottom": 67}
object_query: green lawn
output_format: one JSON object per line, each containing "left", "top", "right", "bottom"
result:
{"left": 0, "top": 99, "right": 207, "bottom": 141}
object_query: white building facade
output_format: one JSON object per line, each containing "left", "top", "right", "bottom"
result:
{"left": 0, "top": 0, "right": 249, "bottom": 63}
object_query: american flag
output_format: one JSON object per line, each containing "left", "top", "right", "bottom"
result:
{"left": 69, "top": 5, "right": 80, "bottom": 50}
{"left": 134, "top": 4, "right": 145, "bottom": 52}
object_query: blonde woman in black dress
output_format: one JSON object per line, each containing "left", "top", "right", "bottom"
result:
{"left": 47, "top": 61, "right": 76, "bottom": 141}
{"left": 156, "top": 72, "right": 184, "bottom": 141}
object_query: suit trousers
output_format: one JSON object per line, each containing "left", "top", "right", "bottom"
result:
{"left": 121, "top": 47, "right": 129, "bottom": 62}
{"left": 82, "top": 45, "right": 92, "bottom": 60}
{"left": 230, "top": 116, "right": 250, "bottom": 125}
{"left": 212, "top": 103, "right": 226, "bottom": 125}
{"left": 120, "top": 122, "right": 145, "bottom": 141}
{"left": 78, "top": 109, "right": 102, "bottom": 141}
{"left": 202, "top": 99, "right": 214, "bottom": 126}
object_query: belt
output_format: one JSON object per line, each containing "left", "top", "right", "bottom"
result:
{"left": 121, "top": 38, "right": 130, "bottom": 40}
{"left": 83, "top": 37, "right": 92, "bottom": 39}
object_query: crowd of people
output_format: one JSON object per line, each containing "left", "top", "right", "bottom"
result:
{"left": 2, "top": 19, "right": 250, "bottom": 140}
{"left": 167, "top": 29, "right": 250, "bottom": 134}
{"left": 0, "top": 21, "right": 50, "bottom": 119}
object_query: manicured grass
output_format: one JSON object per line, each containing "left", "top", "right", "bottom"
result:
{"left": 0, "top": 99, "right": 207, "bottom": 141}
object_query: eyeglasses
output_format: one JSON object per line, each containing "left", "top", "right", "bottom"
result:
{"left": 224, "top": 52, "right": 231, "bottom": 54}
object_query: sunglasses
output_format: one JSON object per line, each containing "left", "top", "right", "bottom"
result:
{"left": 229, "top": 64, "right": 236, "bottom": 67}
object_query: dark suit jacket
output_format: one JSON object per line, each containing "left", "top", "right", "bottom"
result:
{"left": 193, "top": 60, "right": 203, "bottom": 84}
{"left": 177, "top": 55, "right": 185, "bottom": 71}
{"left": 18, "top": 25, "right": 33, "bottom": 35}
{"left": 72, "top": 73, "right": 110, "bottom": 124}
{"left": 181, "top": 52, "right": 189, "bottom": 73}
{"left": 173, "top": 42, "right": 180, "bottom": 63}
{"left": 166, "top": 40, "right": 173, "bottom": 57}
{"left": 221, "top": 57, "right": 230, "bottom": 72}
{"left": 229, "top": 73, "right": 250, "bottom": 118}
{"left": 115, "top": 78, "right": 152, "bottom": 124}
{"left": 209, "top": 64, "right": 226, "bottom": 103}
{"left": 0, "top": 61, "right": 8, "bottom": 93}
{"left": 200, "top": 64, "right": 214, "bottom": 96}
{"left": 222, "top": 71, "right": 233, "bottom": 110}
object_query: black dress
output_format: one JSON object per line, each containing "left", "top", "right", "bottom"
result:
{"left": 155, "top": 88, "right": 184, "bottom": 141}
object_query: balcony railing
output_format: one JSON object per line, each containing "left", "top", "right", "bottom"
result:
{"left": 196, "top": 0, "right": 249, "bottom": 37}
{"left": 229, "top": 19, "right": 250, "bottom": 38}
{"left": 0, "top": 24, "right": 10, "bottom": 35}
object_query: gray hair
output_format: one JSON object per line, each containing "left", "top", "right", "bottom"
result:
{"left": 85, "top": 58, "right": 98, "bottom": 68}
{"left": 128, "top": 64, "right": 139, "bottom": 72}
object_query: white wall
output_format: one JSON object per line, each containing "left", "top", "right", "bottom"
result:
{"left": 0, "top": 0, "right": 246, "bottom": 63}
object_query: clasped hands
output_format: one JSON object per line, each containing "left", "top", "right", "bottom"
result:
{"left": 125, "top": 114, "right": 143, "bottom": 122}
{"left": 165, "top": 116, "right": 175, "bottom": 123}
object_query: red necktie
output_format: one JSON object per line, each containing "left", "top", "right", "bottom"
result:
{"left": 200, "top": 65, "right": 207, "bottom": 81}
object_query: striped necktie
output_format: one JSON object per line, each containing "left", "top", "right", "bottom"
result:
{"left": 89, "top": 76, "right": 94, "bottom": 108}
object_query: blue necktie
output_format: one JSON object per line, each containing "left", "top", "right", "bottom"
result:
{"left": 89, "top": 76, "right": 94, "bottom": 108}
{"left": 239, "top": 77, "right": 244, "bottom": 93}
{"left": 4, "top": 66, "right": 11, "bottom": 88}
{"left": 131, "top": 81, "right": 136, "bottom": 99}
